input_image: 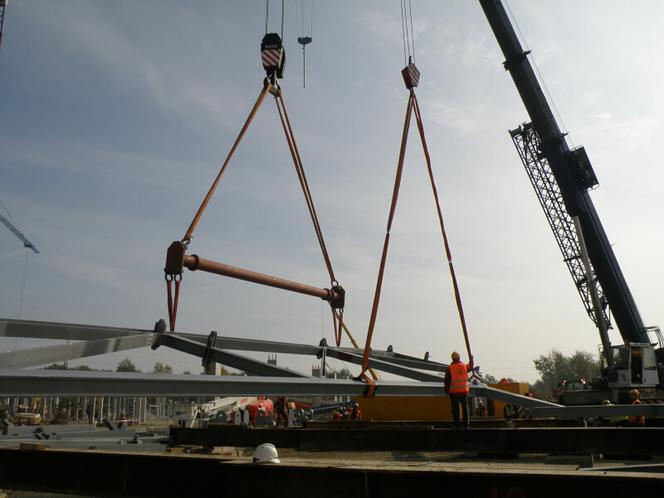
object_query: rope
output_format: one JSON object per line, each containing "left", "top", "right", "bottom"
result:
{"left": 182, "top": 81, "right": 272, "bottom": 244}
{"left": 361, "top": 93, "right": 414, "bottom": 374}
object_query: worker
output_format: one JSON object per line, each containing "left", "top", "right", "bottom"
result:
{"left": 274, "top": 396, "right": 289, "bottom": 429}
{"left": 628, "top": 389, "right": 646, "bottom": 427}
{"left": 444, "top": 351, "right": 474, "bottom": 429}
{"left": 601, "top": 399, "right": 628, "bottom": 427}
{"left": 0, "top": 403, "right": 9, "bottom": 435}
{"left": 351, "top": 403, "right": 362, "bottom": 421}
{"left": 475, "top": 400, "right": 487, "bottom": 417}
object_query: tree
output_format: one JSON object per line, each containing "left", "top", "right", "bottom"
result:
{"left": 116, "top": 358, "right": 140, "bottom": 372}
{"left": 533, "top": 349, "right": 600, "bottom": 397}
{"left": 153, "top": 362, "right": 173, "bottom": 374}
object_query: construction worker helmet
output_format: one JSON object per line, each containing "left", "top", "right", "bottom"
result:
{"left": 252, "top": 443, "right": 281, "bottom": 464}
{"left": 629, "top": 389, "right": 640, "bottom": 397}
{"left": 601, "top": 399, "right": 612, "bottom": 406}
{"left": 451, "top": 351, "right": 460, "bottom": 361}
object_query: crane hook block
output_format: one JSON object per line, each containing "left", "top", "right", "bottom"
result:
{"left": 261, "top": 33, "right": 286, "bottom": 79}
{"left": 401, "top": 62, "right": 420, "bottom": 90}
{"left": 297, "top": 36, "right": 312, "bottom": 46}
{"left": 165, "top": 240, "right": 186, "bottom": 276}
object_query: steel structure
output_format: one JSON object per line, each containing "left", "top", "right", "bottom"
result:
{"left": 510, "top": 124, "right": 609, "bottom": 332}
{"left": 0, "top": 317, "right": 562, "bottom": 411}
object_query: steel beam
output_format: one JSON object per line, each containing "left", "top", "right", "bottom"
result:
{"left": 532, "top": 404, "right": 664, "bottom": 418}
{"left": 472, "top": 385, "right": 561, "bottom": 408}
{"left": 0, "top": 334, "right": 152, "bottom": 368}
{"left": 0, "top": 369, "right": 445, "bottom": 397}
{"left": 325, "top": 349, "right": 442, "bottom": 382}
{"left": 0, "top": 319, "right": 147, "bottom": 340}
{"left": 153, "top": 334, "right": 308, "bottom": 378}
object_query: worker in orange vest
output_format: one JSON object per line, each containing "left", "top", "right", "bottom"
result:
{"left": 444, "top": 351, "right": 474, "bottom": 429}
{"left": 628, "top": 389, "right": 646, "bottom": 427}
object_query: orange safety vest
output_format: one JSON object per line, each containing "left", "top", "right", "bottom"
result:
{"left": 629, "top": 399, "right": 645, "bottom": 426}
{"left": 448, "top": 361, "right": 469, "bottom": 394}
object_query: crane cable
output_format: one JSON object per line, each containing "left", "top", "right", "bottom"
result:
{"left": 264, "top": 0, "right": 285, "bottom": 38}
{"left": 400, "top": 0, "right": 416, "bottom": 66}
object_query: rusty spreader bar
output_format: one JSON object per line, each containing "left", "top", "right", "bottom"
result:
{"left": 165, "top": 241, "right": 344, "bottom": 308}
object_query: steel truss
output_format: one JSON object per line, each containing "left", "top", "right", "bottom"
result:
{"left": 510, "top": 123, "right": 610, "bottom": 329}
{"left": 0, "top": 317, "right": 560, "bottom": 411}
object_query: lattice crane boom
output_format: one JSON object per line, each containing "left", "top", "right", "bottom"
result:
{"left": 0, "top": 212, "right": 39, "bottom": 254}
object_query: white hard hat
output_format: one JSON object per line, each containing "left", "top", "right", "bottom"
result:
{"left": 252, "top": 443, "right": 280, "bottom": 464}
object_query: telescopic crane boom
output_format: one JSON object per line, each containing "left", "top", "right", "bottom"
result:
{"left": 479, "top": 0, "right": 662, "bottom": 392}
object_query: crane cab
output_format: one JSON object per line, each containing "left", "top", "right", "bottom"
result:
{"left": 607, "top": 343, "right": 659, "bottom": 388}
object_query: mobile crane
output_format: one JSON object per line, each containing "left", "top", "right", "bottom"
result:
{"left": 479, "top": 0, "right": 663, "bottom": 403}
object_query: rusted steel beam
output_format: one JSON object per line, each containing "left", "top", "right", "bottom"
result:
{"left": 183, "top": 254, "right": 342, "bottom": 305}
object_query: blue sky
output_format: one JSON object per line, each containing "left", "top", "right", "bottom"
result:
{"left": 1, "top": 1, "right": 663, "bottom": 382}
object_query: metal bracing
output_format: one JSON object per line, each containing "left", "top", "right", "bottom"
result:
{"left": 324, "top": 349, "right": 442, "bottom": 382}
{"left": 336, "top": 348, "right": 448, "bottom": 372}
{"left": 472, "top": 384, "right": 560, "bottom": 408}
{"left": 0, "top": 334, "right": 152, "bottom": 368}
{"left": 510, "top": 123, "right": 610, "bottom": 329}
{"left": 153, "top": 333, "right": 308, "bottom": 378}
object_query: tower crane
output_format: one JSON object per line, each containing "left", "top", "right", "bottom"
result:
{"left": 0, "top": 208, "right": 39, "bottom": 254}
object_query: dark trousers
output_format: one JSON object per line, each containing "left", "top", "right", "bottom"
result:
{"left": 450, "top": 393, "right": 469, "bottom": 428}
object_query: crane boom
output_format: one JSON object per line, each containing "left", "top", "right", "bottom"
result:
{"left": 478, "top": 0, "right": 650, "bottom": 346}
{"left": 0, "top": 0, "right": 7, "bottom": 51}
{"left": 0, "top": 212, "right": 39, "bottom": 254}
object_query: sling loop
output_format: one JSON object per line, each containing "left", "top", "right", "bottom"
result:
{"left": 411, "top": 92, "right": 472, "bottom": 359}
{"left": 273, "top": 85, "right": 344, "bottom": 345}
{"left": 358, "top": 84, "right": 474, "bottom": 382}
{"left": 360, "top": 93, "right": 414, "bottom": 375}
{"left": 166, "top": 79, "right": 344, "bottom": 341}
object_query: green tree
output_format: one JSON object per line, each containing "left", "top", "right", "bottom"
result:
{"left": 153, "top": 362, "right": 173, "bottom": 374}
{"left": 533, "top": 349, "right": 600, "bottom": 396}
{"left": 116, "top": 358, "right": 140, "bottom": 372}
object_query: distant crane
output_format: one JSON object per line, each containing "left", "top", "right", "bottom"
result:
{"left": 0, "top": 205, "right": 39, "bottom": 254}
{"left": 0, "top": 0, "right": 7, "bottom": 51}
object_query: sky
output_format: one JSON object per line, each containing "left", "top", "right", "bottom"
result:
{"left": 1, "top": 1, "right": 663, "bottom": 383}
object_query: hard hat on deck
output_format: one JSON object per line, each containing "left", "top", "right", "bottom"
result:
{"left": 253, "top": 443, "right": 280, "bottom": 464}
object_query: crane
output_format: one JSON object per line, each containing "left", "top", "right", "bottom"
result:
{"left": 0, "top": 208, "right": 39, "bottom": 254}
{"left": 479, "top": 0, "right": 663, "bottom": 402}
{"left": 0, "top": 0, "right": 7, "bottom": 51}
